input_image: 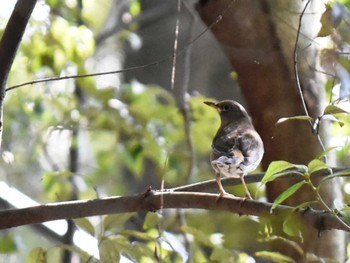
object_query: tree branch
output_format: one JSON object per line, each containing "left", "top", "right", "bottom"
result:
{"left": 0, "top": 188, "right": 348, "bottom": 232}
{"left": 171, "top": 168, "right": 345, "bottom": 193}
{"left": 0, "top": 0, "right": 37, "bottom": 147}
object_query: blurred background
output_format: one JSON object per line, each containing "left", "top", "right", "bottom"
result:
{"left": 1, "top": 0, "right": 350, "bottom": 262}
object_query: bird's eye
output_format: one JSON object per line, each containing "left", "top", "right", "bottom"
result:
{"left": 222, "top": 104, "right": 230, "bottom": 111}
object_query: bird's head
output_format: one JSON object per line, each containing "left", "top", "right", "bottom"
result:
{"left": 204, "top": 100, "right": 251, "bottom": 127}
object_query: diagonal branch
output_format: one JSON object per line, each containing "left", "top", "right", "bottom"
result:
{"left": 0, "top": 0, "right": 37, "bottom": 147}
{"left": 0, "top": 188, "right": 349, "bottom": 232}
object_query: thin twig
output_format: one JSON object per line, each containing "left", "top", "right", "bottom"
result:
{"left": 6, "top": 1, "right": 234, "bottom": 93}
{"left": 293, "top": 0, "right": 326, "bottom": 153}
{"left": 170, "top": 0, "right": 181, "bottom": 92}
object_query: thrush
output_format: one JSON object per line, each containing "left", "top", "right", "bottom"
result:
{"left": 204, "top": 100, "right": 264, "bottom": 199}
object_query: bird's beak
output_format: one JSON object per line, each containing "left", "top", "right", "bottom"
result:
{"left": 203, "top": 101, "right": 217, "bottom": 109}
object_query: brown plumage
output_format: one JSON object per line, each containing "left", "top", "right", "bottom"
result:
{"left": 204, "top": 100, "right": 264, "bottom": 199}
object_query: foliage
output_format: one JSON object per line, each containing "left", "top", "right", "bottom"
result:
{"left": 2, "top": 0, "right": 350, "bottom": 262}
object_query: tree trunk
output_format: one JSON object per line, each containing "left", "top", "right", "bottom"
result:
{"left": 197, "top": 0, "right": 344, "bottom": 260}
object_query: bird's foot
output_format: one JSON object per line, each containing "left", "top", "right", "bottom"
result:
{"left": 216, "top": 190, "right": 238, "bottom": 202}
{"left": 244, "top": 192, "right": 253, "bottom": 200}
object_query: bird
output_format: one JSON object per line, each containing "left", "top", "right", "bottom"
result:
{"left": 204, "top": 100, "right": 264, "bottom": 199}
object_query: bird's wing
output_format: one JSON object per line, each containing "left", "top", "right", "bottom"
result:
{"left": 211, "top": 135, "right": 237, "bottom": 157}
{"left": 211, "top": 127, "right": 263, "bottom": 172}
{"left": 237, "top": 131, "right": 263, "bottom": 173}
{"left": 212, "top": 132, "right": 244, "bottom": 165}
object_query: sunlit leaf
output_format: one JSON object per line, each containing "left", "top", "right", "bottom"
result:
{"left": 0, "top": 234, "right": 17, "bottom": 253}
{"left": 340, "top": 207, "right": 350, "bottom": 223}
{"left": 211, "top": 247, "right": 237, "bottom": 262}
{"left": 276, "top": 116, "right": 313, "bottom": 125}
{"left": 123, "top": 230, "right": 155, "bottom": 241}
{"left": 261, "top": 161, "right": 304, "bottom": 184}
{"left": 99, "top": 237, "right": 120, "bottom": 263}
{"left": 181, "top": 225, "right": 213, "bottom": 247}
{"left": 26, "top": 247, "right": 46, "bottom": 263}
{"left": 317, "top": 5, "right": 333, "bottom": 37}
{"left": 73, "top": 218, "right": 95, "bottom": 237}
{"left": 112, "top": 236, "right": 154, "bottom": 260}
{"left": 283, "top": 212, "right": 304, "bottom": 242}
{"left": 143, "top": 212, "right": 161, "bottom": 230}
{"left": 60, "top": 245, "right": 98, "bottom": 262}
{"left": 320, "top": 114, "right": 344, "bottom": 127}
{"left": 316, "top": 146, "right": 342, "bottom": 159}
{"left": 320, "top": 168, "right": 350, "bottom": 184}
{"left": 41, "top": 171, "right": 74, "bottom": 201}
{"left": 103, "top": 213, "right": 136, "bottom": 232}
{"left": 255, "top": 251, "right": 295, "bottom": 263}
{"left": 272, "top": 181, "right": 306, "bottom": 210}
{"left": 323, "top": 104, "right": 349, "bottom": 115}
{"left": 307, "top": 159, "right": 330, "bottom": 175}
{"left": 191, "top": 96, "right": 218, "bottom": 154}
{"left": 130, "top": 0, "right": 141, "bottom": 17}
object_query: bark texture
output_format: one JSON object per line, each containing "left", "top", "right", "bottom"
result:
{"left": 197, "top": 0, "right": 344, "bottom": 260}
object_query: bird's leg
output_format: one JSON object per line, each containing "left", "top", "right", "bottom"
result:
{"left": 239, "top": 174, "right": 252, "bottom": 200}
{"left": 216, "top": 173, "right": 238, "bottom": 200}
{"left": 216, "top": 172, "right": 227, "bottom": 197}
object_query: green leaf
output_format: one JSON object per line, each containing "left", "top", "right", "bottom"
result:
{"left": 276, "top": 116, "right": 313, "bottom": 125}
{"left": 143, "top": 212, "right": 161, "bottom": 230}
{"left": 320, "top": 114, "right": 344, "bottom": 127}
{"left": 99, "top": 237, "right": 121, "bottom": 263}
{"left": 26, "top": 247, "right": 46, "bottom": 263}
{"left": 60, "top": 245, "right": 99, "bottom": 263}
{"left": 323, "top": 104, "right": 349, "bottom": 115}
{"left": 262, "top": 161, "right": 299, "bottom": 184}
{"left": 73, "top": 218, "right": 95, "bottom": 237}
{"left": 317, "top": 6, "right": 333, "bottom": 37}
{"left": 211, "top": 247, "right": 237, "bottom": 261}
{"left": 181, "top": 225, "right": 213, "bottom": 247}
{"left": 316, "top": 146, "right": 342, "bottom": 159}
{"left": 103, "top": 213, "right": 136, "bottom": 232}
{"left": 320, "top": 168, "right": 350, "bottom": 184}
{"left": 307, "top": 159, "right": 330, "bottom": 174}
{"left": 0, "top": 234, "right": 17, "bottom": 253}
{"left": 283, "top": 212, "right": 304, "bottom": 242}
{"left": 272, "top": 181, "right": 306, "bottom": 210}
{"left": 130, "top": 0, "right": 141, "bottom": 17}
{"left": 112, "top": 236, "right": 154, "bottom": 260}
{"left": 340, "top": 207, "right": 350, "bottom": 223}
{"left": 255, "top": 251, "right": 295, "bottom": 263}
{"left": 122, "top": 230, "right": 154, "bottom": 241}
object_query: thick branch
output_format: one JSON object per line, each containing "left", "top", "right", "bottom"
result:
{"left": 0, "top": 189, "right": 348, "bottom": 232}
{"left": 0, "top": 0, "right": 37, "bottom": 148}
{"left": 0, "top": 0, "right": 37, "bottom": 99}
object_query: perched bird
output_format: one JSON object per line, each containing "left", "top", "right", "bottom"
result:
{"left": 204, "top": 100, "right": 264, "bottom": 199}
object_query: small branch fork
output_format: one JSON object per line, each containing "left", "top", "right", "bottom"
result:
{"left": 0, "top": 176, "right": 349, "bottom": 232}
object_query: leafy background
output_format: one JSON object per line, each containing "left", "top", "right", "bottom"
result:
{"left": 1, "top": 0, "right": 350, "bottom": 262}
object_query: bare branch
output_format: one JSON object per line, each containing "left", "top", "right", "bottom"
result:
{"left": 0, "top": 0, "right": 37, "bottom": 147}
{"left": 0, "top": 189, "right": 348, "bottom": 232}
{"left": 0, "top": 0, "right": 37, "bottom": 97}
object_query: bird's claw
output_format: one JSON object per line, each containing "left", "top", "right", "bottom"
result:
{"left": 216, "top": 191, "right": 238, "bottom": 203}
{"left": 244, "top": 193, "right": 253, "bottom": 200}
